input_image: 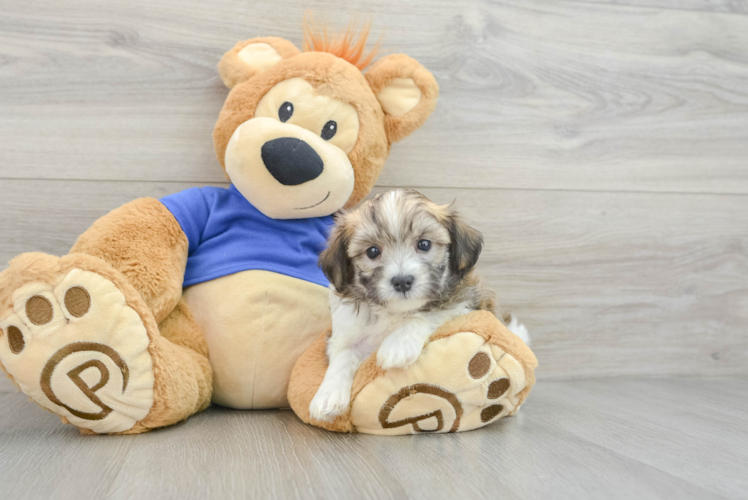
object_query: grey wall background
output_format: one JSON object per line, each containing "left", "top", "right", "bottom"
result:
{"left": 1, "top": 0, "right": 746, "bottom": 381}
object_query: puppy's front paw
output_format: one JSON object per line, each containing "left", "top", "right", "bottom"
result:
{"left": 309, "top": 383, "right": 351, "bottom": 422}
{"left": 377, "top": 334, "right": 424, "bottom": 370}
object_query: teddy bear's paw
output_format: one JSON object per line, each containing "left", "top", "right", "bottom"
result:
{"left": 0, "top": 268, "right": 154, "bottom": 434}
{"left": 350, "top": 332, "right": 528, "bottom": 435}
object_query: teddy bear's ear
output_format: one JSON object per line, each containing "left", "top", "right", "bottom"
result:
{"left": 218, "top": 37, "right": 301, "bottom": 88}
{"left": 365, "top": 54, "right": 439, "bottom": 143}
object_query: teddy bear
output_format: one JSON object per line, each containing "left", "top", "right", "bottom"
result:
{"left": 0, "top": 21, "right": 537, "bottom": 435}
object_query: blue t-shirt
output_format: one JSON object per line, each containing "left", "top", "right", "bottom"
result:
{"left": 160, "top": 185, "right": 334, "bottom": 288}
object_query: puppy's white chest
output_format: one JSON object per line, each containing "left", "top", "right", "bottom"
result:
{"left": 329, "top": 290, "right": 472, "bottom": 361}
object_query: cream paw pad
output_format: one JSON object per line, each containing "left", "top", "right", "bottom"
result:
{"left": 0, "top": 268, "right": 154, "bottom": 434}
{"left": 351, "top": 331, "right": 528, "bottom": 435}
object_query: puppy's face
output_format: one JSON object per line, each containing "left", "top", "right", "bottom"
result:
{"left": 320, "top": 189, "right": 483, "bottom": 312}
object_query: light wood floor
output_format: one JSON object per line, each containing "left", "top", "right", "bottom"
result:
{"left": 0, "top": 0, "right": 747, "bottom": 498}
{"left": 1, "top": 375, "right": 747, "bottom": 499}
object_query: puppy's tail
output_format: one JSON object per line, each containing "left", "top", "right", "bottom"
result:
{"left": 503, "top": 314, "right": 531, "bottom": 346}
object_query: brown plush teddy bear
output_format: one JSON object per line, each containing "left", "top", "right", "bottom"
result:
{"left": 0, "top": 21, "right": 536, "bottom": 435}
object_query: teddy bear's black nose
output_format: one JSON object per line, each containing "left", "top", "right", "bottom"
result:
{"left": 261, "top": 137, "right": 324, "bottom": 186}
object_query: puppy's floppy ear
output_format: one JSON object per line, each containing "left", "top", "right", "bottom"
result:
{"left": 365, "top": 54, "right": 439, "bottom": 143}
{"left": 319, "top": 225, "right": 355, "bottom": 292}
{"left": 445, "top": 210, "right": 484, "bottom": 277}
{"left": 218, "top": 37, "right": 301, "bottom": 88}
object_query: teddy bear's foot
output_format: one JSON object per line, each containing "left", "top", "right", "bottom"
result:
{"left": 289, "top": 310, "right": 538, "bottom": 434}
{"left": 0, "top": 255, "right": 155, "bottom": 434}
{"left": 350, "top": 330, "right": 528, "bottom": 435}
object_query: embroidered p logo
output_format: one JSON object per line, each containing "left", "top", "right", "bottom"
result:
{"left": 378, "top": 384, "right": 464, "bottom": 433}
{"left": 40, "top": 342, "right": 129, "bottom": 421}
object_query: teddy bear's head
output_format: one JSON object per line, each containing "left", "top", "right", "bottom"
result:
{"left": 212, "top": 22, "right": 438, "bottom": 219}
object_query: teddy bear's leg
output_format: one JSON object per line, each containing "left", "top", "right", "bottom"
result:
{"left": 69, "top": 197, "right": 189, "bottom": 324}
{"left": 0, "top": 252, "right": 212, "bottom": 434}
{"left": 0, "top": 199, "right": 212, "bottom": 433}
{"left": 288, "top": 311, "right": 538, "bottom": 435}
{"left": 126, "top": 297, "right": 213, "bottom": 434}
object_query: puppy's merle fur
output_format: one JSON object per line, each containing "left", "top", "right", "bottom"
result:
{"left": 309, "top": 189, "right": 528, "bottom": 422}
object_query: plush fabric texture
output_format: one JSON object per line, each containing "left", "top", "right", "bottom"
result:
{"left": 254, "top": 78, "right": 360, "bottom": 154}
{"left": 301, "top": 15, "right": 380, "bottom": 71}
{"left": 224, "top": 116, "right": 356, "bottom": 219}
{"left": 160, "top": 185, "right": 334, "bottom": 287}
{"left": 70, "top": 198, "right": 188, "bottom": 324}
{"left": 183, "top": 270, "right": 330, "bottom": 409}
{"left": 214, "top": 51, "right": 390, "bottom": 209}
{"left": 218, "top": 37, "right": 301, "bottom": 89}
{"left": 365, "top": 54, "right": 440, "bottom": 144}
{"left": 0, "top": 266, "right": 155, "bottom": 434}
{"left": 375, "top": 77, "right": 422, "bottom": 117}
{"left": 287, "top": 311, "right": 537, "bottom": 434}
{"left": 0, "top": 253, "right": 212, "bottom": 435}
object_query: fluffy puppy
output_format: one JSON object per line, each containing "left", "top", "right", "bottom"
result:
{"left": 309, "top": 189, "right": 529, "bottom": 421}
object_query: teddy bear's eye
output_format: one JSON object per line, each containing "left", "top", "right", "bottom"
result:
{"left": 278, "top": 102, "right": 293, "bottom": 123}
{"left": 321, "top": 120, "right": 337, "bottom": 140}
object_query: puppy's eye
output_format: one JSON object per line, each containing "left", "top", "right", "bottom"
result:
{"left": 366, "top": 246, "right": 380, "bottom": 259}
{"left": 321, "top": 120, "right": 337, "bottom": 140}
{"left": 417, "top": 239, "right": 432, "bottom": 252}
{"left": 278, "top": 102, "right": 293, "bottom": 122}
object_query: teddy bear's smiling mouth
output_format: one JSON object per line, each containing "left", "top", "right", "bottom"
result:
{"left": 293, "top": 191, "right": 330, "bottom": 210}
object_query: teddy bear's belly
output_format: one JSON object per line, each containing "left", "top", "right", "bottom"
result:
{"left": 182, "top": 269, "right": 330, "bottom": 409}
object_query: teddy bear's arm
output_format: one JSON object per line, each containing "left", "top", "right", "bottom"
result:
{"left": 70, "top": 197, "right": 189, "bottom": 323}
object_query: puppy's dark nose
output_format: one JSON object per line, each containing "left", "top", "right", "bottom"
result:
{"left": 261, "top": 137, "right": 324, "bottom": 186}
{"left": 391, "top": 275, "right": 414, "bottom": 293}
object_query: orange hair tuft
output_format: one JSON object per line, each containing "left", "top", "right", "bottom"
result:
{"left": 302, "top": 13, "right": 382, "bottom": 71}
